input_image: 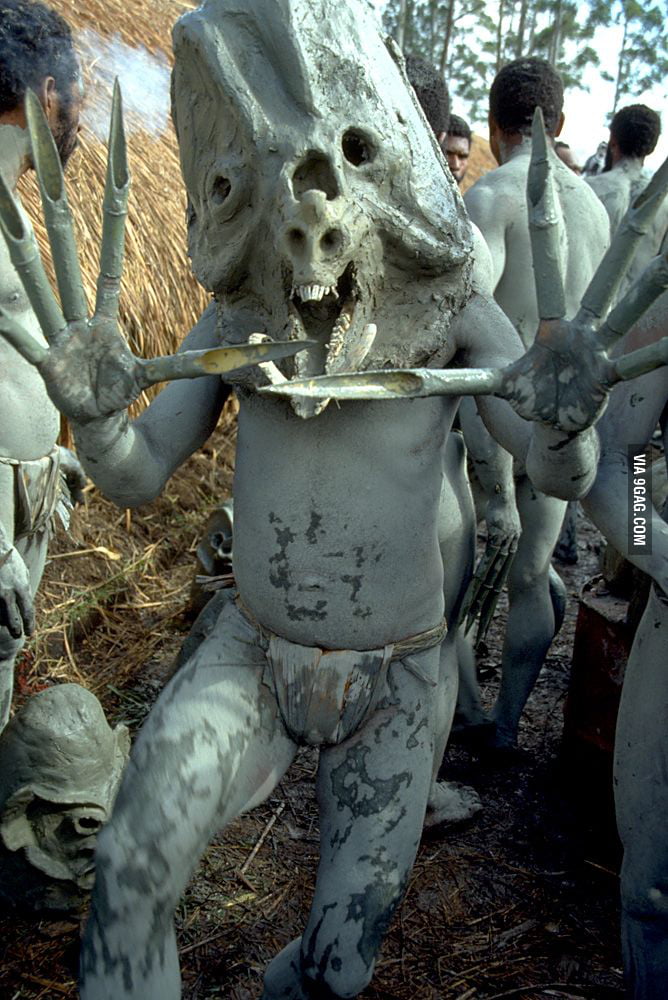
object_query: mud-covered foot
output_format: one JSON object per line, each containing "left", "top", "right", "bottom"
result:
{"left": 262, "top": 937, "right": 310, "bottom": 1000}
{"left": 477, "top": 743, "right": 530, "bottom": 768}
{"left": 449, "top": 717, "right": 497, "bottom": 749}
{"left": 424, "top": 780, "right": 482, "bottom": 830}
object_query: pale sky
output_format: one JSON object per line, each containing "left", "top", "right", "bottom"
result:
{"left": 373, "top": 2, "right": 667, "bottom": 172}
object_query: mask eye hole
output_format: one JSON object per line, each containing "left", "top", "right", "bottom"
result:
{"left": 342, "top": 130, "right": 376, "bottom": 166}
{"left": 211, "top": 176, "right": 232, "bottom": 204}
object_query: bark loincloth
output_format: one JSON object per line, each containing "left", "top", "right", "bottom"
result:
{"left": 0, "top": 447, "right": 71, "bottom": 543}
{"left": 237, "top": 597, "right": 447, "bottom": 746}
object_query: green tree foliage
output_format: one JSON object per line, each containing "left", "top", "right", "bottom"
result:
{"left": 380, "top": 0, "right": 665, "bottom": 125}
{"left": 587, "top": 0, "right": 668, "bottom": 117}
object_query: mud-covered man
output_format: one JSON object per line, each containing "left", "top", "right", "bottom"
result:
{"left": 0, "top": 0, "right": 85, "bottom": 729}
{"left": 582, "top": 290, "right": 668, "bottom": 1000}
{"left": 587, "top": 104, "right": 667, "bottom": 302}
{"left": 460, "top": 58, "right": 610, "bottom": 749}
{"left": 444, "top": 113, "right": 472, "bottom": 186}
{"left": 0, "top": 2, "right": 644, "bottom": 997}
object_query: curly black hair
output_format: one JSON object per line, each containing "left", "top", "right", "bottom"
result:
{"left": 611, "top": 104, "right": 661, "bottom": 159}
{"left": 0, "top": 0, "right": 78, "bottom": 115}
{"left": 489, "top": 57, "right": 563, "bottom": 136}
{"left": 404, "top": 53, "right": 450, "bottom": 136}
{"left": 447, "top": 113, "right": 471, "bottom": 145}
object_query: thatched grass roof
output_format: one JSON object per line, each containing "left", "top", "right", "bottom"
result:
{"left": 18, "top": 0, "right": 207, "bottom": 375}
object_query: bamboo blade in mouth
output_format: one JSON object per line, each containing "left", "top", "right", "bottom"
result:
{"left": 258, "top": 367, "right": 505, "bottom": 400}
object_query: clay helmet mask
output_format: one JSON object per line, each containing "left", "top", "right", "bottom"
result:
{"left": 171, "top": 0, "right": 473, "bottom": 416}
{"left": 0, "top": 684, "right": 129, "bottom": 909}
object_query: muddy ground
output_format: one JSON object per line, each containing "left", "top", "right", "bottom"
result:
{"left": 0, "top": 417, "right": 626, "bottom": 1000}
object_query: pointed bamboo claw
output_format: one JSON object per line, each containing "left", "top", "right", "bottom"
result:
{"left": 95, "top": 80, "right": 130, "bottom": 319}
{"left": 607, "top": 336, "right": 668, "bottom": 384}
{"left": 25, "top": 89, "right": 88, "bottom": 323}
{"left": 0, "top": 170, "right": 65, "bottom": 340}
{"left": 138, "top": 339, "right": 317, "bottom": 386}
{"left": 527, "top": 106, "right": 566, "bottom": 321}
{"left": 0, "top": 306, "right": 49, "bottom": 365}
{"left": 578, "top": 154, "right": 668, "bottom": 333}
{"left": 596, "top": 249, "right": 668, "bottom": 349}
{"left": 473, "top": 548, "right": 515, "bottom": 647}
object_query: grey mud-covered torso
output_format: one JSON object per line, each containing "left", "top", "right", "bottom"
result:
{"left": 233, "top": 388, "right": 460, "bottom": 649}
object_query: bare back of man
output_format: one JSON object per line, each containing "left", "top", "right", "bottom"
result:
{"left": 466, "top": 142, "right": 609, "bottom": 346}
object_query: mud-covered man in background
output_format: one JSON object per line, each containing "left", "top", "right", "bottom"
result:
{"left": 0, "top": 0, "right": 85, "bottom": 728}
{"left": 459, "top": 57, "right": 610, "bottom": 750}
{"left": 444, "top": 113, "right": 472, "bottom": 186}
{"left": 587, "top": 104, "right": 667, "bottom": 302}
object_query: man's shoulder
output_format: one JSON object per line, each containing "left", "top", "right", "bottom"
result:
{"left": 464, "top": 164, "right": 522, "bottom": 216}
{"left": 586, "top": 169, "right": 624, "bottom": 197}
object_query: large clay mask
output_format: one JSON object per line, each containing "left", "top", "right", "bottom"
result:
{"left": 171, "top": 0, "right": 472, "bottom": 412}
{"left": 0, "top": 684, "right": 129, "bottom": 912}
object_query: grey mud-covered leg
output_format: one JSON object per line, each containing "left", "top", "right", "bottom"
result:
{"left": 615, "top": 585, "right": 668, "bottom": 1000}
{"left": 0, "top": 630, "right": 21, "bottom": 730}
{"left": 425, "top": 433, "right": 482, "bottom": 824}
{"left": 262, "top": 647, "right": 439, "bottom": 1000}
{"left": 80, "top": 602, "right": 297, "bottom": 1000}
{"left": 490, "top": 477, "right": 565, "bottom": 749}
{"left": 0, "top": 528, "right": 49, "bottom": 729}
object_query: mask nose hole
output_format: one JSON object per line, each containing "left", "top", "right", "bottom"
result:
{"left": 292, "top": 153, "right": 339, "bottom": 200}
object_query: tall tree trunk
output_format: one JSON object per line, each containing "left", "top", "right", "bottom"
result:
{"left": 429, "top": 0, "right": 437, "bottom": 62}
{"left": 548, "top": 0, "right": 563, "bottom": 65}
{"left": 515, "top": 0, "right": 529, "bottom": 57}
{"left": 611, "top": 14, "right": 629, "bottom": 115}
{"left": 496, "top": 0, "right": 506, "bottom": 71}
{"left": 439, "top": 0, "right": 456, "bottom": 74}
{"left": 395, "top": 0, "right": 408, "bottom": 49}
{"left": 526, "top": 3, "right": 537, "bottom": 53}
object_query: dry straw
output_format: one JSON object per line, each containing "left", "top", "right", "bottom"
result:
{"left": 18, "top": 0, "right": 208, "bottom": 384}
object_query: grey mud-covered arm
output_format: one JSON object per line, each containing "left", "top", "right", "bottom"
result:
{"left": 454, "top": 291, "right": 600, "bottom": 500}
{"left": 525, "top": 424, "right": 600, "bottom": 500}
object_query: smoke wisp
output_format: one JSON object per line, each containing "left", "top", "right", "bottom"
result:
{"left": 77, "top": 29, "right": 172, "bottom": 140}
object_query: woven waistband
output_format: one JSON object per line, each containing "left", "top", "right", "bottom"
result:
{"left": 236, "top": 596, "right": 447, "bottom": 660}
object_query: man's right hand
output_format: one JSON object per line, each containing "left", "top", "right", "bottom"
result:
{"left": 0, "top": 547, "right": 34, "bottom": 639}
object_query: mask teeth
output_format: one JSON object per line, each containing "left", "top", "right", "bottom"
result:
{"left": 296, "top": 283, "right": 333, "bottom": 302}
{"left": 327, "top": 305, "right": 354, "bottom": 360}
{"left": 327, "top": 321, "right": 377, "bottom": 375}
{"left": 288, "top": 311, "right": 307, "bottom": 341}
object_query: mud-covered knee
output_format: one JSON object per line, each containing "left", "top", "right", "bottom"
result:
{"left": 0, "top": 628, "right": 23, "bottom": 665}
{"left": 302, "top": 959, "right": 375, "bottom": 1000}
{"left": 621, "top": 869, "right": 668, "bottom": 922}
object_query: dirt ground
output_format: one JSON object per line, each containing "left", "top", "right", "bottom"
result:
{"left": 0, "top": 416, "right": 626, "bottom": 1000}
